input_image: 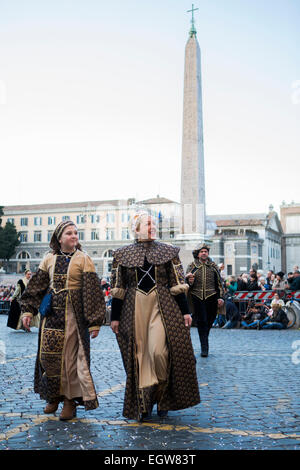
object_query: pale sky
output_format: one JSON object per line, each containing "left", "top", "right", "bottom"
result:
{"left": 0, "top": 0, "right": 299, "bottom": 216}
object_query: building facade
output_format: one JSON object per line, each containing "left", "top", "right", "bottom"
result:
{"left": 208, "top": 207, "right": 283, "bottom": 277}
{"left": 1, "top": 199, "right": 295, "bottom": 279}
{"left": 1, "top": 197, "right": 179, "bottom": 277}
{"left": 280, "top": 202, "right": 300, "bottom": 273}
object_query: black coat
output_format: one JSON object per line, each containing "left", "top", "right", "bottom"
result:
{"left": 225, "top": 300, "right": 240, "bottom": 322}
{"left": 289, "top": 277, "right": 300, "bottom": 291}
{"left": 7, "top": 279, "right": 25, "bottom": 329}
{"left": 237, "top": 279, "right": 248, "bottom": 291}
{"left": 247, "top": 280, "right": 260, "bottom": 291}
{"left": 271, "top": 308, "right": 289, "bottom": 327}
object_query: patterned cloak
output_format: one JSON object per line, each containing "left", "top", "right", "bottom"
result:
{"left": 20, "top": 250, "right": 106, "bottom": 410}
{"left": 111, "top": 240, "right": 200, "bottom": 420}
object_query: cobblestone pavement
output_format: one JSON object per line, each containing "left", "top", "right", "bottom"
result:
{"left": 0, "top": 314, "right": 300, "bottom": 451}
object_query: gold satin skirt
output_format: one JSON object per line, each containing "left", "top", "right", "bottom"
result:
{"left": 60, "top": 301, "right": 96, "bottom": 402}
{"left": 134, "top": 289, "right": 168, "bottom": 389}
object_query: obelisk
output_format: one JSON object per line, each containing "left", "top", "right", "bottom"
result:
{"left": 179, "top": 5, "right": 206, "bottom": 239}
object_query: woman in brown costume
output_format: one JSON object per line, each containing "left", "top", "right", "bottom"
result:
{"left": 21, "top": 221, "right": 106, "bottom": 420}
{"left": 110, "top": 212, "right": 200, "bottom": 421}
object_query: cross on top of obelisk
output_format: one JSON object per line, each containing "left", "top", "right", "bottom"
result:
{"left": 187, "top": 4, "right": 199, "bottom": 37}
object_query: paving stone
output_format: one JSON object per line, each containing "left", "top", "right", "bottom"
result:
{"left": 1, "top": 315, "right": 300, "bottom": 450}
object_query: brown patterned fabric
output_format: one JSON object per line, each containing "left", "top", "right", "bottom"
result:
{"left": 113, "top": 240, "right": 180, "bottom": 267}
{"left": 168, "top": 256, "right": 186, "bottom": 286}
{"left": 111, "top": 241, "right": 200, "bottom": 420}
{"left": 82, "top": 271, "right": 106, "bottom": 329}
{"left": 20, "top": 269, "right": 50, "bottom": 316}
{"left": 21, "top": 254, "right": 106, "bottom": 410}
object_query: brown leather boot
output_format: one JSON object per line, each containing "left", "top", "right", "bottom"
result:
{"left": 59, "top": 398, "right": 77, "bottom": 421}
{"left": 44, "top": 399, "right": 60, "bottom": 414}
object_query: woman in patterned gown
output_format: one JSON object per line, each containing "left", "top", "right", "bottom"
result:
{"left": 110, "top": 212, "right": 200, "bottom": 421}
{"left": 21, "top": 221, "right": 106, "bottom": 420}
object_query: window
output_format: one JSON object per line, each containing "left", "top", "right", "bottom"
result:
{"left": 91, "top": 214, "right": 100, "bottom": 224}
{"left": 227, "top": 265, "right": 233, "bottom": 275}
{"left": 18, "top": 251, "right": 30, "bottom": 259}
{"left": 7, "top": 218, "right": 14, "bottom": 224}
{"left": 78, "top": 230, "right": 85, "bottom": 241}
{"left": 48, "top": 216, "right": 56, "bottom": 225}
{"left": 47, "top": 231, "right": 53, "bottom": 242}
{"left": 62, "top": 215, "right": 70, "bottom": 222}
{"left": 20, "top": 217, "right": 28, "bottom": 226}
{"left": 106, "top": 213, "right": 115, "bottom": 224}
{"left": 34, "top": 231, "right": 42, "bottom": 242}
{"left": 122, "top": 213, "right": 130, "bottom": 223}
{"left": 20, "top": 232, "right": 28, "bottom": 242}
{"left": 106, "top": 229, "right": 115, "bottom": 241}
{"left": 107, "top": 262, "right": 112, "bottom": 273}
{"left": 76, "top": 215, "right": 86, "bottom": 224}
{"left": 122, "top": 228, "right": 130, "bottom": 240}
{"left": 34, "top": 217, "right": 42, "bottom": 226}
{"left": 103, "top": 250, "right": 114, "bottom": 258}
{"left": 91, "top": 230, "right": 100, "bottom": 241}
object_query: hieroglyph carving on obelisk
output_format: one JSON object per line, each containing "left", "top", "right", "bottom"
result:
{"left": 180, "top": 5, "right": 206, "bottom": 237}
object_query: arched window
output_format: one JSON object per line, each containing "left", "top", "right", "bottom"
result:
{"left": 103, "top": 249, "right": 114, "bottom": 258}
{"left": 17, "top": 251, "right": 31, "bottom": 260}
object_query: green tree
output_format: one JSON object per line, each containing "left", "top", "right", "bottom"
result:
{"left": 0, "top": 220, "right": 20, "bottom": 262}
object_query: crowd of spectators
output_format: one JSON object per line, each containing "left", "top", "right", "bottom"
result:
{"left": 212, "top": 264, "right": 300, "bottom": 331}
{"left": 0, "top": 284, "right": 16, "bottom": 314}
{"left": 223, "top": 265, "right": 300, "bottom": 295}
{"left": 1, "top": 266, "right": 299, "bottom": 329}
{"left": 0, "top": 284, "right": 15, "bottom": 300}
{"left": 100, "top": 278, "right": 112, "bottom": 307}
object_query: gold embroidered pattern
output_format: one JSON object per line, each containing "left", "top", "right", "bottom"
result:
{"left": 41, "top": 328, "right": 65, "bottom": 353}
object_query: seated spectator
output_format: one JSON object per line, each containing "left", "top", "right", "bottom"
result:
{"left": 241, "top": 301, "right": 267, "bottom": 329}
{"left": 212, "top": 314, "right": 226, "bottom": 328}
{"left": 222, "top": 298, "right": 240, "bottom": 329}
{"left": 212, "top": 296, "right": 227, "bottom": 328}
{"left": 289, "top": 271, "right": 300, "bottom": 291}
{"left": 272, "top": 272, "right": 286, "bottom": 290}
{"left": 270, "top": 292, "right": 285, "bottom": 309}
{"left": 258, "top": 304, "right": 289, "bottom": 329}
